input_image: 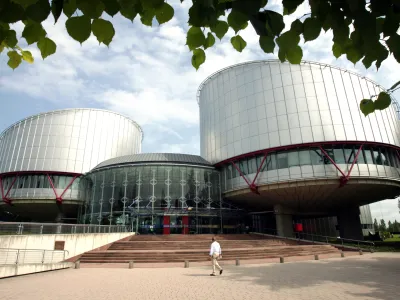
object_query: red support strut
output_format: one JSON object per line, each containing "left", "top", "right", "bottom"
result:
{"left": 0, "top": 174, "right": 19, "bottom": 204}
{"left": 47, "top": 174, "right": 79, "bottom": 203}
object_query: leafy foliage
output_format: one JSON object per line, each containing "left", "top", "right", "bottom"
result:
{"left": 0, "top": 0, "right": 399, "bottom": 113}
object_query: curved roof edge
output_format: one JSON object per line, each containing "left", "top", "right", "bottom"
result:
{"left": 92, "top": 153, "right": 213, "bottom": 171}
{"left": 0, "top": 108, "right": 144, "bottom": 141}
{"left": 196, "top": 59, "right": 392, "bottom": 105}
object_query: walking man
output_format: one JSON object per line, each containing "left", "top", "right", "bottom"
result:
{"left": 209, "top": 237, "right": 223, "bottom": 276}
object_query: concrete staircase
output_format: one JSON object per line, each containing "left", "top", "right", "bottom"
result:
{"left": 79, "top": 234, "right": 342, "bottom": 264}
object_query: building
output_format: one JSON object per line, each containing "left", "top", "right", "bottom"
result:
{"left": 0, "top": 109, "right": 142, "bottom": 221}
{"left": 1, "top": 60, "right": 399, "bottom": 239}
{"left": 198, "top": 60, "right": 400, "bottom": 239}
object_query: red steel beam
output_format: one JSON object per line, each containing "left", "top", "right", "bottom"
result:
{"left": 318, "top": 146, "right": 347, "bottom": 178}
{"left": 58, "top": 175, "right": 79, "bottom": 202}
{"left": 0, "top": 176, "right": 10, "bottom": 205}
{"left": 251, "top": 151, "right": 268, "bottom": 186}
{"left": 47, "top": 174, "right": 59, "bottom": 200}
{"left": 3, "top": 174, "right": 19, "bottom": 204}
{"left": 340, "top": 144, "right": 364, "bottom": 187}
{"left": 231, "top": 161, "right": 259, "bottom": 194}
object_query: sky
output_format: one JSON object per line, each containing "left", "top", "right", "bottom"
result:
{"left": 0, "top": 0, "right": 399, "bottom": 223}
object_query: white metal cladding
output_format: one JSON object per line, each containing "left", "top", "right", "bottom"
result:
{"left": 198, "top": 60, "right": 400, "bottom": 164}
{"left": 0, "top": 108, "right": 143, "bottom": 174}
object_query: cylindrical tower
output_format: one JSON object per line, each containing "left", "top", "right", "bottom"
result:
{"left": 0, "top": 108, "right": 143, "bottom": 222}
{"left": 198, "top": 60, "right": 400, "bottom": 239}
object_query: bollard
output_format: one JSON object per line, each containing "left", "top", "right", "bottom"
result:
{"left": 75, "top": 261, "right": 80, "bottom": 269}
{"left": 341, "top": 251, "right": 345, "bottom": 258}
{"left": 129, "top": 261, "right": 134, "bottom": 269}
{"left": 370, "top": 248, "right": 374, "bottom": 253}
{"left": 359, "top": 249, "right": 363, "bottom": 255}
{"left": 314, "top": 254, "right": 319, "bottom": 260}
{"left": 184, "top": 260, "right": 189, "bottom": 268}
{"left": 236, "top": 258, "right": 240, "bottom": 266}
{"left": 280, "top": 257, "right": 284, "bottom": 263}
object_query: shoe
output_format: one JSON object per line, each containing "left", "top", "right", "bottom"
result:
{"left": 220, "top": 269, "right": 223, "bottom": 275}
{"left": 210, "top": 273, "right": 216, "bottom": 276}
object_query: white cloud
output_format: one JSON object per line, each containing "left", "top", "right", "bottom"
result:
{"left": 370, "top": 199, "right": 400, "bottom": 223}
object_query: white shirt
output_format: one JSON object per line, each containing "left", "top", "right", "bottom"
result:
{"left": 209, "top": 241, "right": 222, "bottom": 256}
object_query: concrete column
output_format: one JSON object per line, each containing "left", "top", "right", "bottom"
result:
{"left": 336, "top": 207, "right": 364, "bottom": 240}
{"left": 274, "top": 205, "right": 293, "bottom": 237}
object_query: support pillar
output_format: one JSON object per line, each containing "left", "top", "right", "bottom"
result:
{"left": 336, "top": 207, "right": 364, "bottom": 240}
{"left": 274, "top": 205, "right": 294, "bottom": 237}
{"left": 163, "top": 216, "right": 170, "bottom": 235}
{"left": 182, "top": 215, "right": 189, "bottom": 234}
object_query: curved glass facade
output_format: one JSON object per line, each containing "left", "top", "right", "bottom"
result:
{"left": 79, "top": 164, "right": 243, "bottom": 234}
{"left": 220, "top": 142, "right": 400, "bottom": 193}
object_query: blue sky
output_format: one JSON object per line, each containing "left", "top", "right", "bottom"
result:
{"left": 0, "top": 0, "right": 399, "bottom": 222}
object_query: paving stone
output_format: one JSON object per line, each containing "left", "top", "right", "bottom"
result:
{"left": 0, "top": 253, "right": 399, "bottom": 300}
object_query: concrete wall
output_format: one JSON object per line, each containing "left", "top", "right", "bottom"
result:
{"left": 0, "top": 232, "right": 134, "bottom": 260}
{"left": 1, "top": 262, "right": 74, "bottom": 279}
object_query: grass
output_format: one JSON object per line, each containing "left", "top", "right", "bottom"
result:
{"left": 383, "top": 234, "right": 400, "bottom": 242}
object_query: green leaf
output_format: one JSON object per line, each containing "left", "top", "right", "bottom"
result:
{"left": 102, "top": 0, "right": 120, "bottom": 17}
{"left": 91, "top": 18, "right": 115, "bottom": 46}
{"left": 4, "top": 30, "right": 18, "bottom": 48}
{"left": 259, "top": 35, "right": 275, "bottom": 53}
{"left": 51, "top": 0, "right": 63, "bottom": 24}
{"left": 265, "top": 10, "right": 285, "bottom": 36}
{"left": 204, "top": 32, "right": 215, "bottom": 50}
{"left": 276, "top": 30, "right": 300, "bottom": 51}
{"left": 360, "top": 99, "right": 375, "bottom": 117}
{"left": 227, "top": 9, "right": 248, "bottom": 33}
{"left": 290, "top": 19, "right": 303, "bottom": 35}
{"left": 140, "top": 9, "right": 155, "bottom": 26}
{"left": 11, "top": 0, "right": 38, "bottom": 7}
{"left": 282, "top": 0, "right": 304, "bottom": 15}
{"left": 26, "top": 0, "right": 51, "bottom": 23}
{"left": 186, "top": 27, "right": 205, "bottom": 50}
{"left": 7, "top": 50, "right": 22, "bottom": 69}
{"left": 389, "top": 81, "right": 400, "bottom": 91}
{"left": 231, "top": 35, "right": 247, "bottom": 52}
{"left": 374, "top": 92, "right": 391, "bottom": 110}
{"left": 37, "top": 37, "right": 57, "bottom": 59}
{"left": 0, "top": 1, "right": 25, "bottom": 23}
{"left": 192, "top": 48, "right": 206, "bottom": 70}
{"left": 21, "top": 50, "right": 34, "bottom": 63}
{"left": 303, "top": 18, "right": 322, "bottom": 42}
{"left": 346, "top": 46, "right": 363, "bottom": 64}
{"left": 22, "top": 22, "right": 47, "bottom": 45}
{"left": 66, "top": 15, "right": 91, "bottom": 44}
{"left": 77, "top": 0, "right": 105, "bottom": 19}
{"left": 278, "top": 48, "right": 285, "bottom": 62}
{"left": 63, "top": 0, "right": 77, "bottom": 17}
{"left": 155, "top": 2, "right": 174, "bottom": 25}
{"left": 120, "top": 2, "right": 138, "bottom": 21}
{"left": 210, "top": 20, "right": 229, "bottom": 40}
{"left": 332, "top": 43, "right": 342, "bottom": 58}
{"left": 286, "top": 45, "right": 303, "bottom": 64}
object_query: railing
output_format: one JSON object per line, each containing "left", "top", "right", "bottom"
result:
{"left": 255, "top": 228, "right": 374, "bottom": 249}
{"left": 295, "top": 232, "right": 375, "bottom": 248}
{"left": 0, "top": 248, "right": 68, "bottom": 265}
{"left": 0, "top": 222, "right": 132, "bottom": 235}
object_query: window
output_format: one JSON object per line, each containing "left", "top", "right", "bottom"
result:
{"left": 372, "top": 147, "right": 382, "bottom": 165}
{"left": 266, "top": 153, "right": 277, "bottom": 170}
{"left": 363, "top": 147, "right": 374, "bottom": 164}
{"left": 239, "top": 160, "right": 249, "bottom": 175}
{"left": 333, "top": 147, "right": 345, "bottom": 164}
{"left": 299, "top": 150, "right": 311, "bottom": 166}
{"left": 310, "top": 148, "right": 323, "bottom": 165}
{"left": 288, "top": 151, "right": 299, "bottom": 167}
{"left": 248, "top": 157, "right": 258, "bottom": 174}
{"left": 277, "top": 152, "right": 288, "bottom": 169}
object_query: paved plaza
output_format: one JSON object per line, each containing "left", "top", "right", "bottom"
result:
{"left": 1, "top": 253, "right": 399, "bottom": 300}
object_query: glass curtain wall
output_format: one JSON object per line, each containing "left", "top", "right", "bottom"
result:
{"left": 221, "top": 143, "right": 400, "bottom": 191}
{"left": 79, "top": 164, "right": 228, "bottom": 234}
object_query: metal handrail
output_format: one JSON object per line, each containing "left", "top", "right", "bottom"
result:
{"left": 295, "top": 232, "right": 375, "bottom": 247}
{"left": 0, "top": 248, "right": 69, "bottom": 265}
{"left": 0, "top": 222, "right": 132, "bottom": 235}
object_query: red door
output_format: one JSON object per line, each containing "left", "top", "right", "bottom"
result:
{"left": 163, "top": 216, "right": 170, "bottom": 235}
{"left": 182, "top": 216, "right": 189, "bottom": 234}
